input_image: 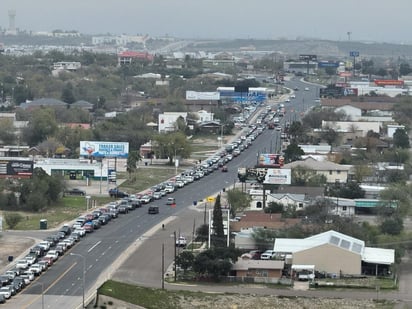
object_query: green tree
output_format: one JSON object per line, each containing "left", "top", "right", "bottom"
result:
{"left": 61, "top": 82, "right": 76, "bottom": 103}
{"left": 211, "top": 195, "right": 225, "bottom": 248}
{"left": 399, "top": 63, "right": 412, "bottom": 76}
{"left": 283, "top": 143, "right": 304, "bottom": 163}
{"left": 153, "top": 132, "right": 191, "bottom": 165}
{"left": 288, "top": 121, "right": 305, "bottom": 141}
{"left": 126, "top": 150, "right": 141, "bottom": 177}
{"left": 0, "top": 118, "right": 16, "bottom": 145}
{"left": 175, "top": 251, "right": 195, "bottom": 274}
{"left": 4, "top": 212, "right": 23, "bottom": 229}
{"left": 320, "top": 127, "right": 340, "bottom": 146}
{"left": 226, "top": 189, "right": 251, "bottom": 218}
{"left": 393, "top": 128, "right": 410, "bottom": 149}
{"left": 195, "top": 224, "right": 209, "bottom": 243}
{"left": 22, "top": 108, "right": 58, "bottom": 146}
{"left": 265, "top": 201, "right": 284, "bottom": 213}
{"left": 252, "top": 228, "right": 278, "bottom": 250}
{"left": 380, "top": 217, "right": 403, "bottom": 235}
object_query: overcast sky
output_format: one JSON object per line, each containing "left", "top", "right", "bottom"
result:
{"left": 1, "top": 0, "right": 411, "bottom": 43}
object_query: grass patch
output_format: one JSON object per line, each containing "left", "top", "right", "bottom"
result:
{"left": 6, "top": 196, "right": 89, "bottom": 230}
{"left": 119, "top": 167, "right": 180, "bottom": 193}
{"left": 98, "top": 280, "right": 183, "bottom": 309}
{"left": 314, "top": 276, "right": 397, "bottom": 290}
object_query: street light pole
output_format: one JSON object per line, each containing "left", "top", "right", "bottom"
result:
{"left": 70, "top": 253, "right": 86, "bottom": 308}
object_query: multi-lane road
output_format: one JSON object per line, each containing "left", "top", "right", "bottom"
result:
{"left": 2, "top": 78, "right": 321, "bottom": 309}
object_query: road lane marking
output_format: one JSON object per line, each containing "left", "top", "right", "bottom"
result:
{"left": 88, "top": 240, "right": 102, "bottom": 252}
{"left": 21, "top": 262, "right": 77, "bottom": 309}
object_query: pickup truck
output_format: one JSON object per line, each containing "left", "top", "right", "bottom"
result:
{"left": 176, "top": 236, "right": 187, "bottom": 247}
{"left": 109, "top": 188, "right": 129, "bottom": 198}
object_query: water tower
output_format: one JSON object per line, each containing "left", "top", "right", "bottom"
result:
{"left": 8, "top": 10, "right": 16, "bottom": 35}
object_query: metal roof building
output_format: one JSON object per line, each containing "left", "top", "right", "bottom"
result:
{"left": 274, "top": 230, "right": 394, "bottom": 276}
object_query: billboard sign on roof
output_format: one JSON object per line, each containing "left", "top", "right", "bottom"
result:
{"left": 264, "top": 168, "right": 291, "bottom": 185}
{"left": 186, "top": 91, "right": 220, "bottom": 100}
{"left": 80, "top": 141, "right": 129, "bottom": 158}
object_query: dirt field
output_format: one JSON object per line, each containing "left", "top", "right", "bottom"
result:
{"left": 0, "top": 233, "right": 35, "bottom": 271}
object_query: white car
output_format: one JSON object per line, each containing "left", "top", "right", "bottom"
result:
{"left": 0, "top": 287, "right": 12, "bottom": 299}
{"left": 22, "top": 270, "right": 35, "bottom": 281}
{"left": 25, "top": 255, "right": 37, "bottom": 266}
{"left": 38, "top": 241, "right": 50, "bottom": 251}
{"left": 29, "top": 264, "right": 42, "bottom": 276}
{"left": 176, "top": 236, "right": 187, "bottom": 247}
{"left": 304, "top": 87, "right": 310, "bottom": 91}
{"left": 45, "top": 250, "right": 59, "bottom": 262}
{"left": 74, "top": 227, "right": 86, "bottom": 237}
{"left": 260, "top": 250, "right": 276, "bottom": 260}
{"left": 290, "top": 94, "right": 296, "bottom": 98}
{"left": 16, "top": 259, "right": 29, "bottom": 269}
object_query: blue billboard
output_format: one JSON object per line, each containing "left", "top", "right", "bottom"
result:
{"left": 318, "top": 61, "right": 340, "bottom": 68}
{"left": 80, "top": 141, "right": 129, "bottom": 158}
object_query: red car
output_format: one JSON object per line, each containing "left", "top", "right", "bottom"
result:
{"left": 40, "top": 256, "right": 54, "bottom": 267}
{"left": 83, "top": 222, "right": 94, "bottom": 233}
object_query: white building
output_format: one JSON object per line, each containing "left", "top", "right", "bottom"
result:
{"left": 158, "top": 112, "right": 188, "bottom": 133}
{"left": 322, "top": 121, "right": 381, "bottom": 135}
{"left": 53, "top": 62, "right": 81, "bottom": 71}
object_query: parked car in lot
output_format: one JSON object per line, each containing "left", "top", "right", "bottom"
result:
{"left": 0, "top": 294, "right": 6, "bottom": 303}
{"left": 260, "top": 250, "right": 276, "bottom": 260}
{"left": 108, "top": 188, "right": 128, "bottom": 198}
{"left": 64, "top": 188, "right": 86, "bottom": 196}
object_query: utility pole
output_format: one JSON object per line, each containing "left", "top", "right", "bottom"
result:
{"left": 161, "top": 243, "right": 165, "bottom": 289}
{"left": 174, "top": 231, "right": 177, "bottom": 282}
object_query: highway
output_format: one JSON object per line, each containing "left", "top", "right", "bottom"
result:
{"left": 3, "top": 78, "right": 318, "bottom": 309}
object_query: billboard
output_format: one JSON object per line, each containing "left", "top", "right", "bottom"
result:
{"left": 256, "top": 154, "right": 284, "bottom": 168}
{"left": 264, "top": 168, "right": 291, "bottom": 185}
{"left": 318, "top": 61, "right": 339, "bottom": 68}
{"left": 299, "top": 54, "right": 317, "bottom": 61}
{"left": 374, "top": 80, "right": 404, "bottom": 87}
{"left": 343, "top": 88, "right": 358, "bottom": 96}
{"left": 0, "top": 159, "right": 33, "bottom": 178}
{"left": 80, "top": 141, "right": 129, "bottom": 158}
{"left": 185, "top": 91, "right": 220, "bottom": 100}
{"left": 238, "top": 167, "right": 289, "bottom": 184}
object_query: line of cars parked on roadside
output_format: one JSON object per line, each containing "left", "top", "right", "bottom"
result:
{"left": 0, "top": 224, "right": 80, "bottom": 303}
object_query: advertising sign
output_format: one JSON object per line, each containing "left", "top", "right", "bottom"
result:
{"left": 343, "top": 88, "right": 358, "bottom": 96}
{"left": 238, "top": 167, "right": 289, "bottom": 184}
{"left": 318, "top": 61, "right": 339, "bottom": 68}
{"left": 256, "top": 154, "right": 284, "bottom": 168}
{"left": 186, "top": 91, "right": 220, "bottom": 100}
{"left": 263, "top": 168, "right": 291, "bottom": 185}
{"left": 374, "top": 80, "right": 404, "bottom": 87}
{"left": 0, "top": 159, "right": 33, "bottom": 178}
{"left": 80, "top": 141, "right": 129, "bottom": 158}
{"left": 349, "top": 51, "right": 359, "bottom": 57}
{"left": 299, "top": 54, "right": 317, "bottom": 61}
{"left": 339, "top": 71, "right": 352, "bottom": 77}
